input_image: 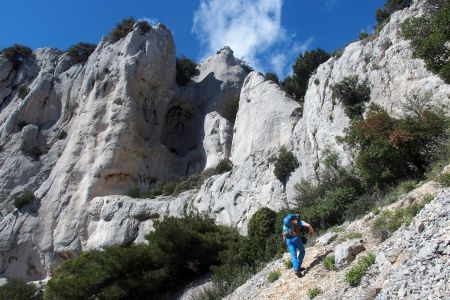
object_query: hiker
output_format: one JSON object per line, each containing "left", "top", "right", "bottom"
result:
{"left": 282, "top": 213, "right": 314, "bottom": 277}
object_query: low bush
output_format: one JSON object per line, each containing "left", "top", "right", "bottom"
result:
{"left": 128, "top": 187, "right": 141, "bottom": 198}
{"left": 248, "top": 207, "right": 277, "bottom": 239}
{"left": 323, "top": 255, "right": 336, "bottom": 271}
{"left": 0, "top": 279, "right": 40, "bottom": 300}
{"left": 46, "top": 215, "right": 239, "bottom": 299}
{"left": 338, "top": 105, "right": 449, "bottom": 188}
{"left": 137, "top": 20, "right": 151, "bottom": 33}
{"left": 67, "top": 42, "right": 96, "bottom": 64}
{"left": 0, "top": 44, "right": 32, "bottom": 66}
{"left": 237, "top": 58, "right": 253, "bottom": 73}
{"left": 107, "top": 17, "right": 136, "bottom": 43}
{"left": 376, "top": 0, "right": 413, "bottom": 29}
{"left": 220, "top": 97, "right": 239, "bottom": 123}
{"left": 267, "top": 270, "right": 281, "bottom": 282}
{"left": 294, "top": 149, "right": 364, "bottom": 229}
{"left": 274, "top": 147, "right": 299, "bottom": 183}
{"left": 176, "top": 56, "right": 198, "bottom": 86}
{"left": 17, "top": 84, "right": 30, "bottom": 99}
{"left": 372, "top": 195, "right": 433, "bottom": 240}
{"left": 308, "top": 287, "right": 323, "bottom": 299}
{"left": 284, "top": 259, "right": 293, "bottom": 269}
{"left": 332, "top": 75, "right": 370, "bottom": 118}
{"left": 215, "top": 158, "right": 233, "bottom": 174}
{"left": 137, "top": 174, "right": 205, "bottom": 199}
{"left": 343, "top": 231, "right": 363, "bottom": 240}
{"left": 22, "top": 146, "right": 45, "bottom": 160}
{"left": 264, "top": 72, "right": 279, "bottom": 84}
{"left": 439, "top": 173, "right": 450, "bottom": 187}
{"left": 57, "top": 130, "right": 67, "bottom": 140}
{"left": 14, "top": 191, "right": 35, "bottom": 210}
{"left": 401, "top": 1, "right": 450, "bottom": 83}
{"left": 345, "top": 252, "right": 375, "bottom": 287}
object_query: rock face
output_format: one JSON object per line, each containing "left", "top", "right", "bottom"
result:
{"left": 0, "top": 0, "right": 449, "bottom": 280}
{"left": 334, "top": 239, "right": 366, "bottom": 269}
{"left": 0, "top": 25, "right": 247, "bottom": 280}
{"left": 225, "top": 186, "right": 449, "bottom": 300}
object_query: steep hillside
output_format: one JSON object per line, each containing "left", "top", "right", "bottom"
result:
{"left": 225, "top": 181, "right": 450, "bottom": 300}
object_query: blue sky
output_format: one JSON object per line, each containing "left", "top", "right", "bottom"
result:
{"left": 1, "top": 0, "right": 385, "bottom": 78}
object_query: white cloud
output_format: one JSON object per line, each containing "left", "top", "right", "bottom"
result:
{"left": 192, "top": 0, "right": 311, "bottom": 78}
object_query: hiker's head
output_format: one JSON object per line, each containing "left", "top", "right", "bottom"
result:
{"left": 291, "top": 214, "right": 299, "bottom": 224}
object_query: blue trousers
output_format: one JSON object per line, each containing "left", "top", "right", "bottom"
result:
{"left": 286, "top": 236, "right": 305, "bottom": 272}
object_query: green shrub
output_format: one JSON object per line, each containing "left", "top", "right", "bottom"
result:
{"left": 17, "top": 84, "right": 30, "bottom": 99}
{"left": 323, "top": 255, "right": 336, "bottom": 271}
{"left": 176, "top": 56, "right": 198, "bottom": 86}
{"left": 329, "top": 226, "right": 345, "bottom": 233}
{"left": 46, "top": 215, "right": 238, "bottom": 300}
{"left": 128, "top": 187, "right": 141, "bottom": 198}
{"left": 0, "top": 279, "right": 39, "bottom": 300}
{"left": 439, "top": 173, "right": 450, "bottom": 187}
{"left": 108, "top": 17, "right": 136, "bottom": 43}
{"left": 220, "top": 97, "right": 239, "bottom": 123}
{"left": 215, "top": 158, "right": 233, "bottom": 174}
{"left": 359, "top": 31, "right": 370, "bottom": 40}
{"left": 14, "top": 191, "right": 35, "bottom": 210}
{"left": 343, "top": 231, "right": 363, "bottom": 240}
{"left": 237, "top": 58, "right": 253, "bottom": 73}
{"left": 338, "top": 105, "right": 449, "bottom": 188}
{"left": 294, "top": 149, "right": 364, "bottom": 229}
{"left": 267, "top": 270, "right": 281, "bottom": 282}
{"left": 0, "top": 44, "right": 32, "bottom": 66}
{"left": 284, "top": 259, "right": 293, "bottom": 269}
{"left": 283, "top": 48, "right": 330, "bottom": 102}
{"left": 376, "top": 0, "right": 413, "bottom": 28}
{"left": 137, "top": 20, "right": 151, "bottom": 33}
{"left": 345, "top": 252, "right": 375, "bottom": 287}
{"left": 57, "top": 130, "right": 67, "bottom": 140}
{"left": 67, "top": 42, "right": 96, "bottom": 64}
{"left": 308, "top": 287, "right": 323, "bottom": 299}
{"left": 248, "top": 207, "right": 277, "bottom": 239}
{"left": 22, "top": 146, "right": 45, "bottom": 160}
{"left": 274, "top": 147, "right": 299, "bottom": 183}
{"left": 401, "top": 1, "right": 450, "bottom": 83}
{"left": 372, "top": 196, "right": 431, "bottom": 240}
{"left": 264, "top": 72, "right": 279, "bottom": 84}
{"left": 332, "top": 75, "right": 370, "bottom": 118}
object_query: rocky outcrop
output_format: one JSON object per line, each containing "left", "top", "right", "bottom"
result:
{"left": 0, "top": 25, "right": 247, "bottom": 280}
{"left": 225, "top": 184, "right": 449, "bottom": 300}
{"left": 334, "top": 239, "right": 366, "bottom": 269}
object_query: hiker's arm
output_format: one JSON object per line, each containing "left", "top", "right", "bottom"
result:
{"left": 303, "top": 222, "right": 314, "bottom": 238}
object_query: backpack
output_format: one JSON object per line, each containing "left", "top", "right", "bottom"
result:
{"left": 282, "top": 213, "right": 308, "bottom": 244}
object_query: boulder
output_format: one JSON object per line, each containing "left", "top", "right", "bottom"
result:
{"left": 334, "top": 239, "right": 366, "bottom": 269}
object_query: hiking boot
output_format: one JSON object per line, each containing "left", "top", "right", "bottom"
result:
{"left": 295, "top": 271, "right": 303, "bottom": 278}
{"left": 300, "top": 267, "right": 306, "bottom": 271}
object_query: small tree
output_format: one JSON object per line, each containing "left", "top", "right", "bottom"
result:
{"left": 376, "top": 0, "right": 413, "bottom": 28}
{"left": 215, "top": 158, "right": 233, "bottom": 174}
{"left": 137, "top": 20, "right": 151, "bottom": 33}
{"left": 107, "top": 17, "right": 136, "bottom": 43}
{"left": 0, "top": 279, "right": 39, "bottom": 300}
{"left": 247, "top": 207, "right": 277, "bottom": 239}
{"left": 332, "top": 75, "right": 371, "bottom": 118}
{"left": 176, "top": 56, "right": 198, "bottom": 86}
{"left": 0, "top": 44, "right": 32, "bottom": 67}
{"left": 264, "top": 72, "right": 279, "bottom": 84}
{"left": 67, "top": 42, "right": 96, "bottom": 64}
{"left": 283, "top": 48, "right": 330, "bottom": 102}
{"left": 14, "top": 191, "right": 35, "bottom": 210}
{"left": 17, "top": 84, "right": 30, "bottom": 99}
{"left": 274, "top": 147, "right": 299, "bottom": 183}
